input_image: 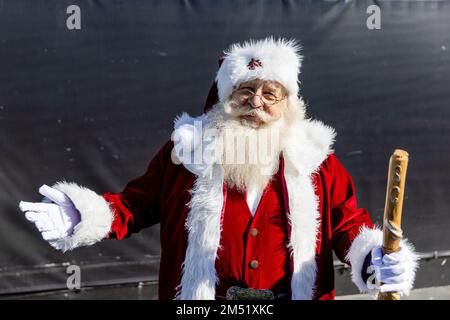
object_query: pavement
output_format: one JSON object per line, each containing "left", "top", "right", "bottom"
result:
{"left": 336, "top": 285, "right": 450, "bottom": 300}
{"left": 3, "top": 283, "right": 450, "bottom": 300}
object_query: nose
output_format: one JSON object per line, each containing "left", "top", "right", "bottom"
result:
{"left": 248, "top": 94, "right": 263, "bottom": 109}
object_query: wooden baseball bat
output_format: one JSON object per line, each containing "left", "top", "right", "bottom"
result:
{"left": 377, "top": 149, "right": 409, "bottom": 300}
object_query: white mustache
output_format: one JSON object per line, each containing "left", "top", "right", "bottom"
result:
{"left": 234, "top": 105, "right": 272, "bottom": 121}
{"left": 223, "top": 100, "right": 279, "bottom": 125}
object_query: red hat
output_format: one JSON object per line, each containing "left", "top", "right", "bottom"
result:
{"left": 202, "top": 57, "right": 223, "bottom": 113}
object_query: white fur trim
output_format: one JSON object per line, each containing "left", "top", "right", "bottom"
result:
{"left": 394, "top": 238, "right": 420, "bottom": 296}
{"left": 281, "top": 119, "right": 336, "bottom": 175}
{"left": 172, "top": 112, "right": 204, "bottom": 154}
{"left": 175, "top": 165, "right": 224, "bottom": 300}
{"left": 171, "top": 113, "right": 218, "bottom": 177}
{"left": 215, "top": 37, "right": 302, "bottom": 102}
{"left": 50, "top": 181, "right": 115, "bottom": 252}
{"left": 173, "top": 113, "right": 336, "bottom": 300}
{"left": 345, "top": 226, "right": 383, "bottom": 294}
{"left": 284, "top": 173, "right": 320, "bottom": 299}
{"left": 283, "top": 118, "right": 335, "bottom": 299}
{"left": 174, "top": 112, "right": 201, "bottom": 129}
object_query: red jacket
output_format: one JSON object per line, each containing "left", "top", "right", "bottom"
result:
{"left": 215, "top": 163, "right": 291, "bottom": 298}
{"left": 101, "top": 113, "right": 375, "bottom": 299}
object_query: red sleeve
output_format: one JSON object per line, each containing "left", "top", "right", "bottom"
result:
{"left": 103, "top": 140, "right": 173, "bottom": 240}
{"left": 326, "top": 154, "right": 374, "bottom": 263}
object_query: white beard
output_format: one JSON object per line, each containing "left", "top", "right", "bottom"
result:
{"left": 204, "top": 99, "right": 296, "bottom": 193}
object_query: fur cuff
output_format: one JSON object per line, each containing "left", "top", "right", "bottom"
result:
{"left": 50, "top": 181, "right": 115, "bottom": 252}
{"left": 387, "top": 237, "right": 420, "bottom": 296}
{"left": 346, "top": 226, "right": 383, "bottom": 293}
{"left": 345, "top": 226, "right": 420, "bottom": 296}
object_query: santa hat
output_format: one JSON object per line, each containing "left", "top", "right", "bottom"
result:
{"left": 214, "top": 37, "right": 303, "bottom": 103}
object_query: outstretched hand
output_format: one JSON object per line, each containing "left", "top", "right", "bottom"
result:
{"left": 19, "top": 184, "right": 81, "bottom": 249}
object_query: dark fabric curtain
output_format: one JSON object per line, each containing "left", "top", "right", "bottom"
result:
{"left": 1, "top": 0, "right": 449, "bottom": 296}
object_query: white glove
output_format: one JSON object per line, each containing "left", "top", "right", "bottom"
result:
{"left": 369, "top": 245, "right": 415, "bottom": 295}
{"left": 19, "top": 184, "right": 81, "bottom": 249}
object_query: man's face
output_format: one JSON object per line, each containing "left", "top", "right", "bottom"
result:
{"left": 228, "top": 79, "right": 288, "bottom": 128}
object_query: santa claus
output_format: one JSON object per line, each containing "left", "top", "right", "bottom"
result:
{"left": 19, "top": 37, "right": 418, "bottom": 300}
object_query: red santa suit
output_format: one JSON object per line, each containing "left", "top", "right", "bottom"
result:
{"left": 45, "top": 37, "right": 417, "bottom": 300}
{"left": 96, "top": 112, "right": 378, "bottom": 300}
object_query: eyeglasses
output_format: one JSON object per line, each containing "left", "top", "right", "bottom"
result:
{"left": 234, "top": 88, "right": 286, "bottom": 107}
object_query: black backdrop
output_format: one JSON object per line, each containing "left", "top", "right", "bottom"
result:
{"left": 1, "top": 0, "right": 450, "bottom": 297}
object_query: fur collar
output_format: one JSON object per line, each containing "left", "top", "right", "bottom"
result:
{"left": 281, "top": 118, "right": 336, "bottom": 175}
